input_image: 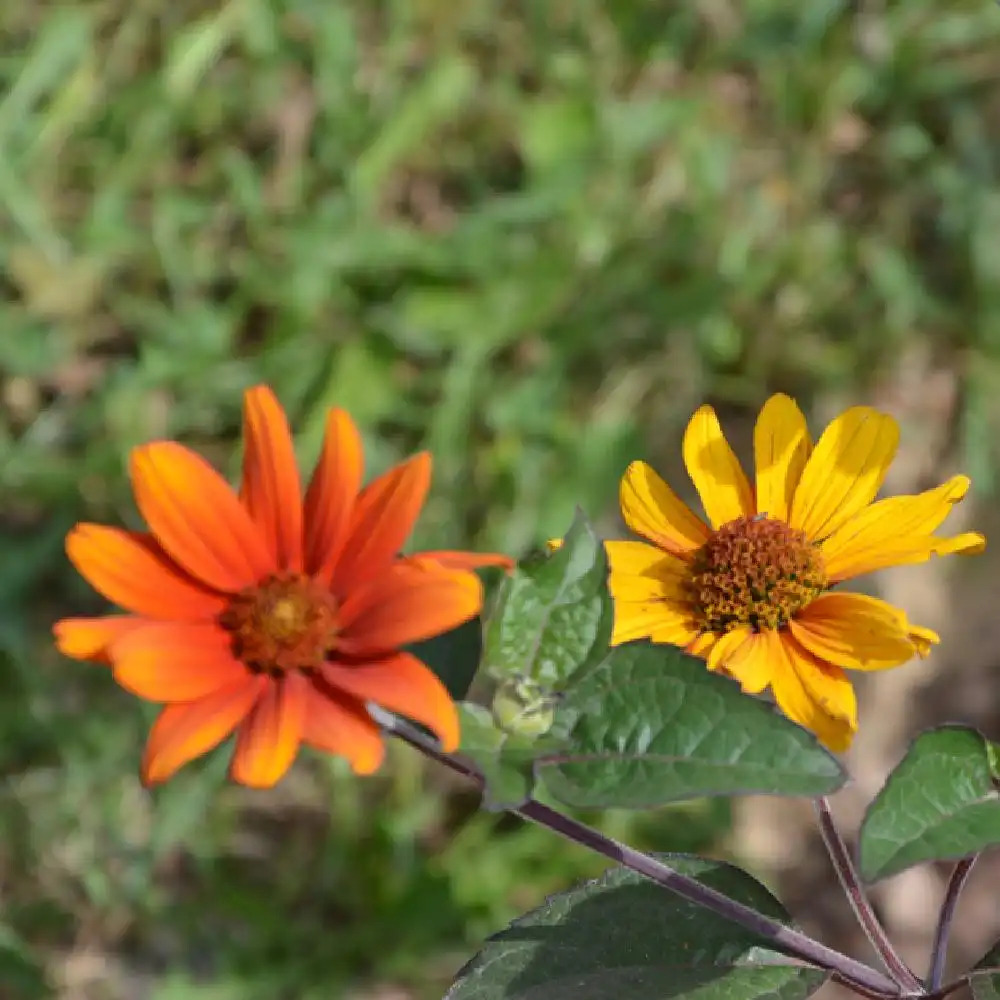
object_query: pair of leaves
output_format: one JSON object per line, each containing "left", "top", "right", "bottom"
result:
{"left": 455, "top": 510, "right": 846, "bottom": 810}
{"left": 447, "top": 854, "right": 827, "bottom": 1000}
{"left": 859, "top": 725, "right": 1000, "bottom": 882}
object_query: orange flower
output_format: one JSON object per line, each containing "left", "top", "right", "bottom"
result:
{"left": 54, "top": 386, "right": 512, "bottom": 788}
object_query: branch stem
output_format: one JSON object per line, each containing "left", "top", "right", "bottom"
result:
{"left": 813, "top": 797, "right": 923, "bottom": 993}
{"left": 927, "top": 854, "right": 978, "bottom": 990}
{"left": 377, "top": 709, "right": 903, "bottom": 1000}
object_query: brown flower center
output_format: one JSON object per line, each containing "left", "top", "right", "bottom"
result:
{"left": 219, "top": 574, "right": 339, "bottom": 676}
{"left": 685, "top": 516, "right": 827, "bottom": 633}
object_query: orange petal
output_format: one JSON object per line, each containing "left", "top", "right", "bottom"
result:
{"left": 53, "top": 615, "right": 146, "bottom": 664}
{"left": 411, "top": 550, "right": 515, "bottom": 572}
{"left": 66, "top": 524, "right": 226, "bottom": 619}
{"left": 753, "top": 394, "right": 812, "bottom": 522}
{"left": 338, "top": 561, "right": 481, "bottom": 654}
{"left": 111, "top": 622, "right": 248, "bottom": 702}
{"left": 789, "top": 407, "right": 899, "bottom": 542}
{"left": 131, "top": 442, "right": 274, "bottom": 592}
{"left": 682, "top": 406, "right": 754, "bottom": 530}
{"left": 324, "top": 651, "right": 459, "bottom": 751}
{"left": 788, "top": 592, "right": 916, "bottom": 671}
{"left": 141, "top": 677, "right": 265, "bottom": 786}
{"left": 302, "top": 685, "right": 385, "bottom": 774}
{"left": 304, "top": 407, "right": 364, "bottom": 580}
{"left": 229, "top": 672, "right": 309, "bottom": 788}
{"left": 239, "top": 385, "right": 304, "bottom": 572}
{"left": 331, "top": 453, "right": 432, "bottom": 592}
{"left": 619, "top": 461, "right": 709, "bottom": 558}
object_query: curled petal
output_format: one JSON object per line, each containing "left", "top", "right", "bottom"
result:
{"left": 411, "top": 550, "right": 515, "bottom": 572}
{"left": 54, "top": 615, "right": 145, "bottom": 664}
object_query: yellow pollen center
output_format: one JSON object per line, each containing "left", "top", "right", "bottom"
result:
{"left": 685, "top": 516, "right": 827, "bottom": 633}
{"left": 219, "top": 574, "right": 339, "bottom": 676}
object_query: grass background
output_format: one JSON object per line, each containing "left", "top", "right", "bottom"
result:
{"left": 3, "top": 0, "right": 1000, "bottom": 996}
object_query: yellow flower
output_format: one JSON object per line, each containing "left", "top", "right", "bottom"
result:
{"left": 604, "top": 395, "right": 985, "bottom": 750}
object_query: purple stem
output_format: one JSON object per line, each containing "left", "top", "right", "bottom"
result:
{"left": 374, "top": 708, "right": 904, "bottom": 999}
{"left": 927, "top": 855, "right": 978, "bottom": 990}
{"left": 814, "top": 796, "right": 923, "bottom": 992}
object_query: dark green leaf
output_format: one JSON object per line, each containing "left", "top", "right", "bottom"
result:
{"left": 445, "top": 854, "right": 827, "bottom": 1000}
{"left": 539, "top": 642, "right": 846, "bottom": 809}
{"left": 482, "top": 508, "right": 612, "bottom": 688}
{"left": 969, "top": 940, "right": 1000, "bottom": 1000}
{"left": 859, "top": 725, "right": 1000, "bottom": 882}
{"left": 409, "top": 615, "right": 483, "bottom": 701}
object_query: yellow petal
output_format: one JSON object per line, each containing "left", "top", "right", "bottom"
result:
{"left": 619, "top": 461, "right": 709, "bottom": 558}
{"left": 788, "top": 592, "right": 916, "bottom": 670}
{"left": 789, "top": 407, "right": 899, "bottom": 542}
{"left": 687, "top": 632, "right": 716, "bottom": 658}
{"left": 611, "top": 599, "right": 698, "bottom": 646}
{"left": 908, "top": 624, "right": 939, "bottom": 657}
{"left": 606, "top": 540, "right": 688, "bottom": 603}
{"left": 705, "top": 627, "right": 770, "bottom": 694}
{"left": 785, "top": 633, "right": 858, "bottom": 729}
{"left": 821, "top": 475, "right": 985, "bottom": 581}
{"left": 753, "top": 394, "right": 812, "bottom": 522}
{"left": 770, "top": 632, "right": 856, "bottom": 752}
{"left": 682, "top": 406, "right": 754, "bottom": 530}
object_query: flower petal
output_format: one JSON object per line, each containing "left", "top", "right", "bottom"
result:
{"left": 324, "top": 651, "right": 459, "bottom": 751}
{"left": 619, "top": 461, "right": 710, "bottom": 558}
{"left": 304, "top": 407, "right": 364, "bottom": 580}
{"left": 66, "top": 524, "right": 226, "bottom": 619}
{"left": 606, "top": 540, "right": 689, "bottom": 603}
{"left": 302, "top": 684, "right": 385, "bottom": 774}
{"left": 141, "top": 677, "right": 265, "bottom": 786}
{"left": 705, "top": 627, "right": 771, "bottom": 694}
{"left": 682, "top": 405, "right": 754, "bottom": 530}
{"left": 239, "top": 385, "right": 304, "bottom": 572}
{"left": 54, "top": 615, "right": 146, "bottom": 664}
{"left": 611, "top": 599, "right": 699, "bottom": 646}
{"left": 332, "top": 452, "right": 432, "bottom": 592}
{"left": 229, "top": 672, "right": 309, "bottom": 788}
{"left": 770, "top": 632, "right": 856, "bottom": 752}
{"left": 753, "top": 394, "right": 812, "bottom": 522}
{"left": 110, "top": 622, "right": 247, "bottom": 702}
{"left": 789, "top": 407, "right": 899, "bottom": 542}
{"left": 821, "top": 475, "right": 985, "bottom": 581}
{"left": 412, "top": 550, "right": 515, "bottom": 572}
{"left": 788, "top": 592, "right": 916, "bottom": 671}
{"left": 131, "top": 442, "right": 274, "bottom": 592}
{"left": 784, "top": 633, "right": 858, "bottom": 732}
{"left": 338, "top": 561, "right": 481, "bottom": 655}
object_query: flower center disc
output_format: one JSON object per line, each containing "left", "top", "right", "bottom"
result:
{"left": 685, "top": 516, "right": 827, "bottom": 633}
{"left": 219, "top": 574, "right": 339, "bottom": 676}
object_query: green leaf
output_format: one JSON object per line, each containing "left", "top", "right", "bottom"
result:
{"left": 445, "top": 854, "right": 828, "bottom": 1000}
{"left": 481, "top": 508, "right": 612, "bottom": 689}
{"left": 538, "top": 642, "right": 846, "bottom": 809}
{"left": 859, "top": 725, "right": 1000, "bottom": 882}
{"left": 969, "top": 940, "right": 1000, "bottom": 1000}
{"left": 409, "top": 616, "right": 484, "bottom": 701}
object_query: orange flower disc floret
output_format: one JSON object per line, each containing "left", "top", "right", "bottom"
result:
{"left": 220, "top": 574, "right": 340, "bottom": 676}
{"left": 686, "top": 516, "right": 827, "bottom": 634}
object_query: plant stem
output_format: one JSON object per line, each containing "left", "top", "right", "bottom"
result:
{"left": 926, "top": 854, "right": 978, "bottom": 991}
{"left": 813, "top": 797, "right": 923, "bottom": 993}
{"left": 375, "top": 709, "right": 904, "bottom": 999}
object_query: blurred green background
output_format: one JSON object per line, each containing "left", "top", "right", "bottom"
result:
{"left": 3, "top": 0, "right": 1000, "bottom": 996}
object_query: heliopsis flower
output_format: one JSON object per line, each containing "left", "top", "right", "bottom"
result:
{"left": 54, "top": 386, "right": 512, "bottom": 788}
{"left": 606, "top": 394, "right": 985, "bottom": 750}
